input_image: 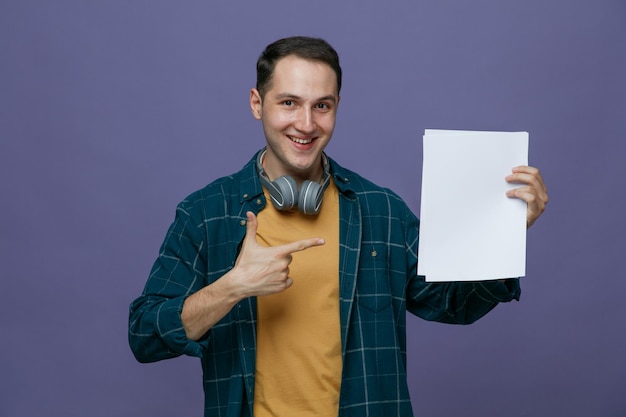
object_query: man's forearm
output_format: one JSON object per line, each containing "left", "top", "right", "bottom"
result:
{"left": 181, "top": 274, "right": 242, "bottom": 341}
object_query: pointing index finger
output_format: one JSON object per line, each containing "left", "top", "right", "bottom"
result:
{"left": 278, "top": 237, "right": 326, "bottom": 255}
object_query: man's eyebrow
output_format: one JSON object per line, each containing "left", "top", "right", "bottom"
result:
{"left": 273, "top": 93, "right": 299, "bottom": 100}
{"left": 273, "top": 93, "right": 337, "bottom": 103}
{"left": 317, "top": 95, "right": 338, "bottom": 104}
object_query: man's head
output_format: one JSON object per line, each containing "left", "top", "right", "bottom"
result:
{"left": 256, "top": 36, "right": 342, "bottom": 99}
{"left": 250, "top": 36, "right": 341, "bottom": 185}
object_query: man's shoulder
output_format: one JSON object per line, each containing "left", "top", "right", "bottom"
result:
{"left": 181, "top": 173, "right": 236, "bottom": 204}
{"left": 330, "top": 158, "right": 405, "bottom": 203}
{"left": 178, "top": 157, "right": 258, "bottom": 210}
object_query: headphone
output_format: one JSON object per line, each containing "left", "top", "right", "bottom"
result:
{"left": 256, "top": 149, "right": 331, "bottom": 215}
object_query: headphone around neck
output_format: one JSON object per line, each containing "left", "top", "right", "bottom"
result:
{"left": 256, "top": 149, "right": 331, "bottom": 215}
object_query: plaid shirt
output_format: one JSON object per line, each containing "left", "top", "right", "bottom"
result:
{"left": 129, "top": 150, "right": 520, "bottom": 417}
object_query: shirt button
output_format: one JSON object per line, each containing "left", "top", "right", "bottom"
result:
{"left": 240, "top": 219, "right": 246, "bottom": 226}
{"left": 371, "top": 250, "right": 377, "bottom": 257}
{"left": 256, "top": 199, "right": 262, "bottom": 205}
{"left": 243, "top": 194, "right": 249, "bottom": 199}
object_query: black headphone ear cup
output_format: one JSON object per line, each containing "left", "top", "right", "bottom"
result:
{"left": 271, "top": 175, "right": 298, "bottom": 211}
{"left": 298, "top": 180, "right": 323, "bottom": 215}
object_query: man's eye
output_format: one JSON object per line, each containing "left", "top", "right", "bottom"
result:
{"left": 315, "top": 103, "right": 329, "bottom": 110}
{"left": 283, "top": 100, "right": 294, "bottom": 106}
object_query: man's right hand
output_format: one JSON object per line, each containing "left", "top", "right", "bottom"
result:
{"left": 230, "top": 211, "right": 325, "bottom": 298}
{"left": 181, "top": 211, "right": 324, "bottom": 341}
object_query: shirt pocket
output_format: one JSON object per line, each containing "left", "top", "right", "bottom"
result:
{"left": 356, "top": 248, "right": 392, "bottom": 313}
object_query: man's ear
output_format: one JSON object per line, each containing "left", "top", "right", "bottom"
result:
{"left": 250, "top": 88, "right": 262, "bottom": 120}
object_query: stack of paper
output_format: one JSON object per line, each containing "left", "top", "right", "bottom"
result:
{"left": 417, "top": 129, "right": 528, "bottom": 282}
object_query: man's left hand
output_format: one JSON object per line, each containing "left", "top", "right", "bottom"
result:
{"left": 505, "top": 166, "right": 549, "bottom": 228}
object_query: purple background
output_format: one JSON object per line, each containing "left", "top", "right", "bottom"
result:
{"left": 1, "top": 1, "right": 625, "bottom": 416}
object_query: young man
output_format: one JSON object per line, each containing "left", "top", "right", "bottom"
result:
{"left": 129, "top": 36, "right": 548, "bottom": 417}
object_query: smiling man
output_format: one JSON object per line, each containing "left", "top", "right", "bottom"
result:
{"left": 251, "top": 54, "right": 339, "bottom": 184}
{"left": 129, "top": 36, "right": 548, "bottom": 417}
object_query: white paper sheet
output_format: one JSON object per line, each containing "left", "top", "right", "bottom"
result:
{"left": 417, "top": 129, "right": 528, "bottom": 282}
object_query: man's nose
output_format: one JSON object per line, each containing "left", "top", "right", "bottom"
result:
{"left": 294, "top": 107, "right": 315, "bottom": 133}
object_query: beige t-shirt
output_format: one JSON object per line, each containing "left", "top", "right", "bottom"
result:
{"left": 254, "top": 179, "right": 342, "bottom": 417}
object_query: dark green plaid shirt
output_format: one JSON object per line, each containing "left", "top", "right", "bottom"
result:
{"left": 129, "top": 150, "right": 520, "bottom": 417}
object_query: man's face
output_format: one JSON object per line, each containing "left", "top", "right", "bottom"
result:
{"left": 250, "top": 55, "right": 340, "bottom": 184}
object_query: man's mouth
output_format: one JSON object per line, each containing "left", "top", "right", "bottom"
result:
{"left": 288, "top": 135, "right": 314, "bottom": 145}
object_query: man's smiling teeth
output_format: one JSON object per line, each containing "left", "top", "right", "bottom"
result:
{"left": 289, "top": 136, "right": 313, "bottom": 144}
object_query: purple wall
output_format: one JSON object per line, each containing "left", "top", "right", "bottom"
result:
{"left": 1, "top": 1, "right": 624, "bottom": 416}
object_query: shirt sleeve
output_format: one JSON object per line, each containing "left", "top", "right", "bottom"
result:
{"left": 128, "top": 199, "right": 210, "bottom": 362}
{"left": 406, "top": 277, "right": 520, "bottom": 324}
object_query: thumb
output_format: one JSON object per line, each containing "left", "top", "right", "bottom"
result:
{"left": 243, "top": 211, "right": 258, "bottom": 246}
